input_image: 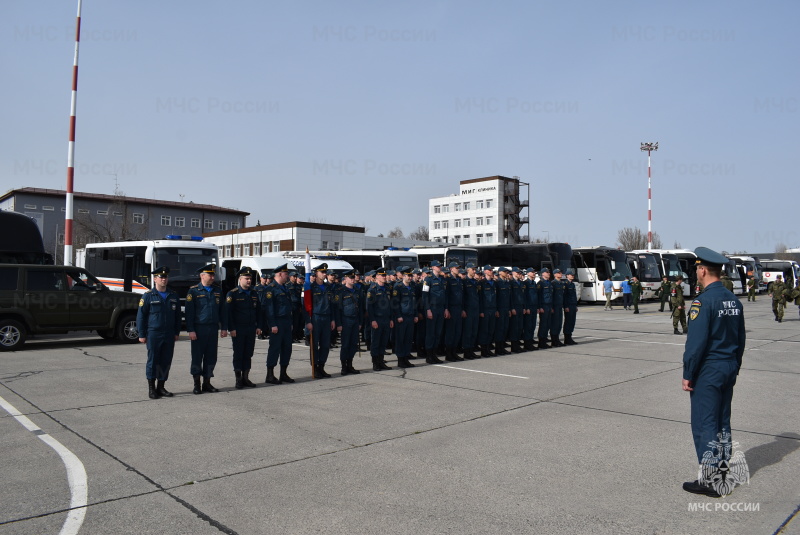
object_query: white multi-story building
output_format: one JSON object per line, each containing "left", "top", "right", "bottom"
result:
{"left": 428, "top": 175, "right": 529, "bottom": 245}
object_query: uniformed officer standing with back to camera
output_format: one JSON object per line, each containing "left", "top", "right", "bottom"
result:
{"left": 681, "top": 247, "right": 746, "bottom": 498}
{"left": 137, "top": 266, "right": 182, "bottom": 399}
{"left": 262, "top": 263, "right": 295, "bottom": 385}
{"left": 223, "top": 267, "right": 262, "bottom": 389}
{"left": 185, "top": 264, "right": 226, "bottom": 394}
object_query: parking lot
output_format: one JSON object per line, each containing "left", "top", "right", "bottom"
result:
{"left": 1, "top": 298, "right": 799, "bottom": 535}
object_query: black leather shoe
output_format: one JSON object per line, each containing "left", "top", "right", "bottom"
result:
{"left": 316, "top": 366, "right": 331, "bottom": 378}
{"left": 148, "top": 379, "right": 160, "bottom": 399}
{"left": 234, "top": 370, "right": 244, "bottom": 390}
{"left": 193, "top": 376, "right": 202, "bottom": 395}
{"left": 156, "top": 380, "right": 173, "bottom": 397}
{"left": 674, "top": 328, "right": 681, "bottom": 335}
{"left": 426, "top": 355, "right": 443, "bottom": 364}
{"left": 346, "top": 361, "right": 361, "bottom": 374}
{"left": 279, "top": 367, "right": 295, "bottom": 383}
{"left": 242, "top": 371, "right": 257, "bottom": 387}
{"left": 265, "top": 367, "right": 281, "bottom": 385}
{"left": 682, "top": 480, "right": 721, "bottom": 498}
{"left": 202, "top": 379, "right": 219, "bottom": 393}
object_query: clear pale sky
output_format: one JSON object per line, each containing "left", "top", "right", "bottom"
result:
{"left": 3, "top": 1, "right": 798, "bottom": 253}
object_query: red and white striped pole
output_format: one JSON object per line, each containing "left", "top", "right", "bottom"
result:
{"left": 640, "top": 142, "right": 658, "bottom": 250}
{"left": 64, "top": 0, "right": 82, "bottom": 265}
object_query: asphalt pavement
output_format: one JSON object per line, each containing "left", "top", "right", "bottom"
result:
{"left": 1, "top": 297, "right": 798, "bottom": 535}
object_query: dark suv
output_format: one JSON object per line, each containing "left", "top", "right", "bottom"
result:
{"left": 0, "top": 264, "right": 141, "bottom": 351}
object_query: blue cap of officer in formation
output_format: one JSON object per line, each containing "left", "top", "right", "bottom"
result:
{"left": 195, "top": 264, "right": 216, "bottom": 275}
{"left": 565, "top": 268, "right": 575, "bottom": 276}
{"left": 553, "top": 268, "right": 561, "bottom": 274}
{"left": 526, "top": 267, "right": 536, "bottom": 273}
{"left": 465, "top": 262, "right": 475, "bottom": 269}
{"left": 366, "top": 270, "right": 377, "bottom": 277}
{"left": 430, "top": 260, "right": 442, "bottom": 268}
{"left": 375, "top": 267, "right": 387, "bottom": 276}
{"left": 237, "top": 266, "right": 254, "bottom": 278}
{"left": 342, "top": 269, "right": 355, "bottom": 278}
{"left": 412, "top": 268, "right": 421, "bottom": 275}
{"left": 272, "top": 263, "right": 289, "bottom": 273}
{"left": 498, "top": 266, "right": 509, "bottom": 273}
{"left": 313, "top": 263, "right": 328, "bottom": 272}
{"left": 448, "top": 261, "right": 460, "bottom": 268}
{"left": 387, "top": 269, "right": 396, "bottom": 276}
{"left": 289, "top": 270, "right": 298, "bottom": 277}
{"left": 694, "top": 247, "right": 728, "bottom": 268}
{"left": 421, "top": 267, "right": 431, "bottom": 274}
{"left": 511, "top": 267, "right": 521, "bottom": 273}
{"left": 540, "top": 267, "right": 550, "bottom": 274}
{"left": 483, "top": 265, "right": 493, "bottom": 271}
{"left": 152, "top": 266, "right": 170, "bottom": 277}
{"left": 260, "top": 269, "right": 272, "bottom": 278}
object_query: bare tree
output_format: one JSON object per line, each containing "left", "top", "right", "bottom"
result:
{"left": 387, "top": 226, "right": 404, "bottom": 239}
{"left": 74, "top": 193, "right": 147, "bottom": 251}
{"left": 408, "top": 226, "right": 429, "bottom": 241}
{"left": 617, "top": 227, "right": 663, "bottom": 250}
{"left": 673, "top": 240, "right": 681, "bottom": 248}
{"left": 775, "top": 242, "right": 792, "bottom": 260}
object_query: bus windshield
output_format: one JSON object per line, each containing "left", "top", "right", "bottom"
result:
{"left": 607, "top": 250, "right": 632, "bottom": 279}
{"left": 446, "top": 249, "right": 478, "bottom": 268}
{"left": 549, "top": 243, "right": 574, "bottom": 273}
{"left": 385, "top": 255, "right": 418, "bottom": 270}
{"left": 154, "top": 247, "right": 218, "bottom": 281}
{"left": 662, "top": 255, "right": 684, "bottom": 279}
{"left": 636, "top": 254, "right": 661, "bottom": 282}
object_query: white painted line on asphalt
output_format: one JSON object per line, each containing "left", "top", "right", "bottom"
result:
{"left": 0, "top": 394, "right": 87, "bottom": 535}
{"left": 583, "top": 336, "right": 685, "bottom": 347}
{"left": 434, "top": 365, "right": 529, "bottom": 379}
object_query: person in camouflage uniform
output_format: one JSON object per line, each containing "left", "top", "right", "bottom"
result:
{"left": 657, "top": 276, "right": 672, "bottom": 312}
{"left": 721, "top": 274, "right": 734, "bottom": 292}
{"left": 747, "top": 275, "right": 758, "bottom": 302}
{"left": 770, "top": 275, "right": 786, "bottom": 322}
{"left": 630, "top": 276, "right": 643, "bottom": 314}
{"left": 671, "top": 274, "right": 687, "bottom": 335}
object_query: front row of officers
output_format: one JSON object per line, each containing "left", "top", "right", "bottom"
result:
{"left": 136, "top": 261, "right": 581, "bottom": 399}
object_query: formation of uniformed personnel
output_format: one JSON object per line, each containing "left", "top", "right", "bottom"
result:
{"left": 336, "top": 270, "right": 362, "bottom": 375}
{"left": 563, "top": 269, "right": 578, "bottom": 345}
{"left": 422, "top": 261, "right": 448, "bottom": 364}
{"left": 746, "top": 275, "right": 758, "bottom": 302}
{"left": 262, "top": 263, "right": 295, "bottom": 385}
{"left": 656, "top": 275, "right": 672, "bottom": 312}
{"left": 137, "top": 266, "right": 182, "bottom": 399}
{"left": 222, "top": 267, "right": 262, "bottom": 389}
{"left": 630, "top": 275, "right": 642, "bottom": 314}
{"left": 392, "top": 267, "right": 418, "bottom": 368}
{"left": 185, "top": 264, "right": 226, "bottom": 394}
{"left": 367, "top": 267, "right": 393, "bottom": 370}
{"left": 671, "top": 274, "right": 687, "bottom": 335}
{"left": 681, "top": 247, "right": 745, "bottom": 498}
{"left": 770, "top": 275, "right": 786, "bottom": 322}
{"left": 305, "top": 263, "right": 336, "bottom": 378}
{"left": 537, "top": 268, "right": 553, "bottom": 349}
{"left": 549, "top": 269, "right": 565, "bottom": 347}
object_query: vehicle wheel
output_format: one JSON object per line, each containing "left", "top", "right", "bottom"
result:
{"left": 0, "top": 319, "right": 27, "bottom": 351}
{"left": 98, "top": 330, "right": 115, "bottom": 340}
{"left": 116, "top": 314, "right": 139, "bottom": 343}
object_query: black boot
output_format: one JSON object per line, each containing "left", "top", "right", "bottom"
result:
{"left": 495, "top": 343, "right": 509, "bottom": 355}
{"left": 415, "top": 347, "right": 426, "bottom": 359}
{"left": 426, "top": 351, "right": 443, "bottom": 364}
{"left": 346, "top": 360, "right": 360, "bottom": 374}
{"left": 202, "top": 377, "right": 219, "bottom": 393}
{"left": 279, "top": 366, "right": 295, "bottom": 383}
{"left": 538, "top": 339, "right": 550, "bottom": 350}
{"left": 674, "top": 328, "right": 680, "bottom": 335}
{"left": 511, "top": 341, "right": 523, "bottom": 353}
{"left": 316, "top": 364, "right": 331, "bottom": 378}
{"left": 265, "top": 367, "right": 280, "bottom": 385}
{"left": 485, "top": 344, "right": 496, "bottom": 357}
{"left": 242, "top": 370, "right": 257, "bottom": 388}
{"left": 235, "top": 370, "right": 244, "bottom": 389}
{"left": 564, "top": 334, "right": 577, "bottom": 346}
{"left": 444, "top": 347, "right": 458, "bottom": 362}
{"left": 148, "top": 378, "right": 160, "bottom": 399}
{"left": 341, "top": 360, "right": 350, "bottom": 376}
{"left": 156, "top": 380, "right": 173, "bottom": 397}
{"left": 398, "top": 357, "right": 413, "bottom": 368}
{"left": 193, "top": 375, "right": 202, "bottom": 395}
{"left": 551, "top": 337, "right": 564, "bottom": 347}
{"left": 463, "top": 349, "right": 477, "bottom": 360}
{"left": 372, "top": 357, "right": 382, "bottom": 371}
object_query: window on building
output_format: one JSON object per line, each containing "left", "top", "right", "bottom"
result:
{"left": 204, "top": 219, "right": 213, "bottom": 229}
{"left": 61, "top": 207, "right": 66, "bottom": 212}
{"left": 231, "top": 222, "right": 240, "bottom": 230}
{"left": 442, "top": 205, "right": 450, "bottom": 213}
{"left": 475, "top": 217, "right": 483, "bottom": 226}
{"left": 97, "top": 210, "right": 108, "bottom": 216}
{"left": 253, "top": 243, "right": 261, "bottom": 255}
{"left": 486, "top": 216, "right": 493, "bottom": 226}
{"left": 476, "top": 233, "right": 483, "bottom": 244}
{"left": 272, "top": 241, "right": 280, "bottom": 252}
{"left": 463, "top": 235, "right": 470, "bottom": 244}
{"left": 334, "top": 241, "right": 340, "bottom": 250}
{"left": 78, "top": 208, "right": 89, "bottom": 214}
{"left": 476, "top": 200, "right": 484, "bottom": 209}
{"left": 433, "top": 221, "right": 441, "bottom": 230}
{"left": 434, "top": 205, "right": 441, "bottom": 214}
{"left": 453, "top": 235, "right": 461, "bottom": 243}
{"left": 454, "top": 220, "right": 461, "bottom": 228}
{"left": 243, "top": 244, "right": 250, "bottom": 255}
{"left": 322, "top": 241, "right": 328, "bottom": 250}
{"left": 486, "top": 233, "right": 494, "bottom": 243}
{"left": 463, "top": 202, "right": 470, "bottom": 210}
{"left": 224, "top": 245, "right": 232, "bottom": 256}
{"left": 442, "top": 221, "right": 449, "bottom": 229}
{"left": 161, "top": 215, "right": 171, "bottom": 226}
{"left": 43, "top": 206, "right": 54, "bottom": 211}
{"left": 133, "top": 213, "right": 144, "bottom": 224}
{"left": 463, "top": 218, "right": 470, "bottom": 227}
{"left": 219, "top": 221, "right": 228, "bottom": 231}
{"left": 113, "top": 211, "right": 123, "bottom": 217}
{"left": 486, "top": 199, "right": 493, "bottom": 208}
{"left": 234, "top": 245, "right": 241, "bottom": 256}
{"left": 191, "top": 218, "right": 200, "bottom": 228}
{"left": 262, "top": 242, "right": 269, "bottom": 253}
{"left": 24, "top": 204, "right": 36, "bottom": 209}
{"left": 454, "top": 203, "right": 461, "bottom": 212}
{"left": 175, "top": 217, "right": 185, "bottom": 228}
